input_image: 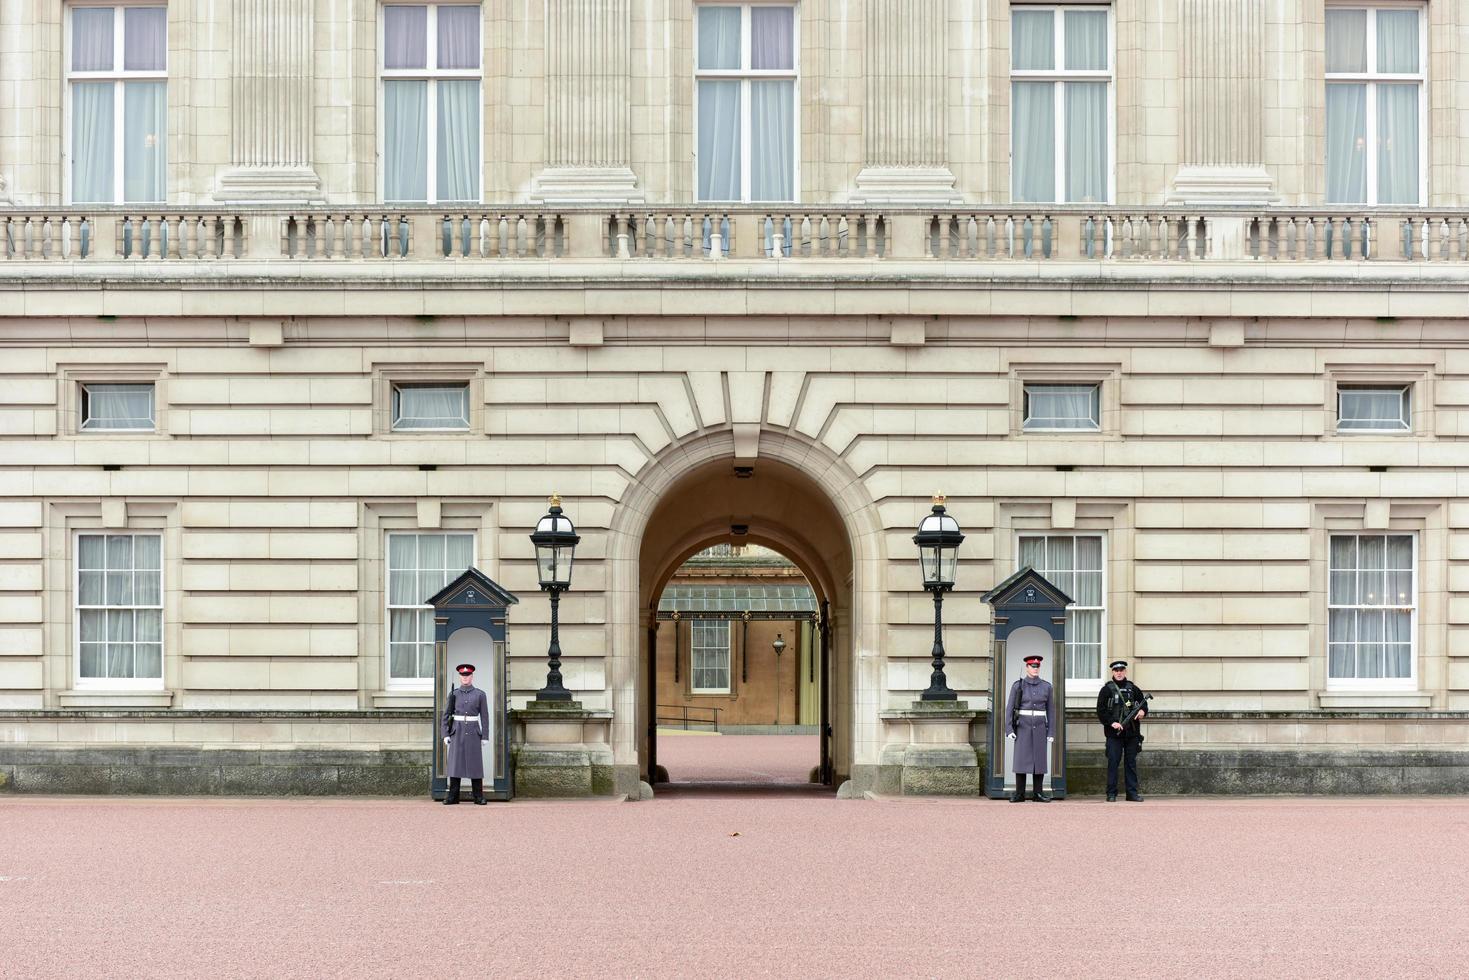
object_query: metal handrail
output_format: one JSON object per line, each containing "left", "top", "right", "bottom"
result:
{"left": 656, "top": 704, "right": 722, "bottom": 732}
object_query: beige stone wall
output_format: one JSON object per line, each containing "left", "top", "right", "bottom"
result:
{"left": 5, "top": 1, "right": 1469, "bottom": 205}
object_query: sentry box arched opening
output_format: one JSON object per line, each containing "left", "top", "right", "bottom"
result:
{"left": 426, "top": 568, "right": 518, "bottom": 801}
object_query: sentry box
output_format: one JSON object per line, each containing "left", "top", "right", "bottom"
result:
{"left": 426, "top": 568, "right": 518, "bottom": 801}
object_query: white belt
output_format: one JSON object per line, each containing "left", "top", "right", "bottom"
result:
{"left": 1018, "top": 709, "right": 1047, "bottom": 717}
{"left": 452, "top": 714, "right": 480, "bottom": 723}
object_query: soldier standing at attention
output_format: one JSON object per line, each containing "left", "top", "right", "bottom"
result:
{"left": 442, "top": 663, "right": 490, "bottom": 805}
{"left": 1097, "top": 659, "right": 1148, "bottom": 802}
{"left": 1005, "top": 654, "right": 1055, "bottom": 802}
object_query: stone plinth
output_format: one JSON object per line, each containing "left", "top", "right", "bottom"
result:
{"left": 511, "top": 701, "right": 616, "bottom": 798}
{"left": 875, "top": 701, "right": 981, "bottom": 797}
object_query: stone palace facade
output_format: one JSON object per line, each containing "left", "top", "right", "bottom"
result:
{"left": 2, "top": 0, "right": 1469, "bottom": 796}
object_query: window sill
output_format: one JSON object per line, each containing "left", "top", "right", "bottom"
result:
{"left": 58, "top": 690, "right": 174, "bottom": 709}
{"left": 1317, "top": 691, "right": 1431, "bottom": 710}
{"left": 373, "top": 690, "right": 434, "bottom": 709}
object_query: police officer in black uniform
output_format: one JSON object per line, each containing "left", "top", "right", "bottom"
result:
{"left": 1096, "top": 660, "right": 1149, "bottom": 802}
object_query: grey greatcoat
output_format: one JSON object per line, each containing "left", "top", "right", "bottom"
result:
{"left": 442, "top": 683, "right": 490, "bottom": 780}
{"left": 1005, "top": 675, "right": 1055, "bottom": 775}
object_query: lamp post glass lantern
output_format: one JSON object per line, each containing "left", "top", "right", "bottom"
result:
{"left": 531, "top": 494, "right": 580, "bottom": 701}
{"left": 913, "top": 494, "right": 964, "bottom": 701}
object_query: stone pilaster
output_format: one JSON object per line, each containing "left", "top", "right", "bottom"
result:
{"left": 531, "top": 0, "right": 642, "bottom": 203}
{"left": 214, "top": 0, "right": 322, "bottom": 202}
{"left": 852, "top": 0, "right": 960, "bottom": 204}
{"left": 1169, "top": 0, "right": 1276, "bottom": 203}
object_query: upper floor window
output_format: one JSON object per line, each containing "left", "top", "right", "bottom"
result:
{"left": 387, "top": 532, "right": 475, "bottom": 686}
{"left": 695, "top": 4, "right": 797, "bottom": 202}
{"left": 690, "top": 620, "right": 732, "bottom": 694}
{"left": 391, "top": 383, "right": 469, "bottom": 431}
{"left": 1337, "top": 385, "right": 1410, "bottom": 432}
{"left": 1023, "top": 382, "right": 1100, "bottom": 431}
{"left": 1325, "top": 6, "right": 1423, "bottom": 205}
{"left": 67, "top": 5, "right": 168, "bottom": 204}
{"left": 382, "top": 3, "right": 482, "bottom": 203}
{"left": 1019, "top": 534, "right": 1105, "bottom": 685}
{"left": 81, "top": 382, "right": 155, "bottom": 431}
{"left": 1010, "top": 5, "right": 1111, "bottom": 203}
{"left": 76, "top": 532, "right": 163, "bottom": 688}
{"left": 1328, "top": 534, "right": 1415, "bottom": 689}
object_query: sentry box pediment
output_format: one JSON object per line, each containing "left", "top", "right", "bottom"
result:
{"left": 426, "top": 566, "right": 520, "bottom": 612}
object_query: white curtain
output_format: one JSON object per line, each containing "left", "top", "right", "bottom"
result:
{"left": 751, "top": 6, "right": 794, "bottom": 70}
{"left": 136, "top": 608, "right": 162, "bottom": 679}
{"left": 123, "top": 82, "right": 166, "bottom": 203}
{"left": 437, "top": 4, "right": 481, "bottom": 69}
{"left": 698, "top": 6, "right": 740, "bottom": 69}
{"left": 1046, "top": 536, "right": 1074, "bottom": 597}
{"left": 108, "top": 607, "right": 135, "bottom": 678}
{"left": 1339, "top": 388, "right": 1406, "bottom": 429}
{"left": 1011, "top": 9, "right": 1053, "bottom": 70}
{"left": 1376, "top": 9, "right": 1419, "bottom": 74}
{"left": 1325, "top": 84, "right": 1366, "bottom": 204}
{"left": 385, "top": 5, "right": 428, "bottom": 69}
{"left": 385, "top": 80, "right": 428, "bottom": 201}
{"left": 698, "top": 80, "right": 741, "bottom": 200}
{"left": 123, "top": 6, "right": 168, "bottom": 71}
{"left": 84, "top": 383, "right": 153, "bottom": 429}
{"left": 72, "top": 83, "right": 116, "bottom": 203}
{"left": 750, "top": 81, "right": 793, "bottom": 201}
{"left": 437, "top": 81, "right": 480, "bottom": 201}
{"left": 72, "top": 7, "right": 114, "bottom": 71}
{"left": 395, "top": 385, "right": 468, "bottom": 428}
{"left": 445, "top": 534, "right": 473, "bottom": 576}
{"left": 1012, "top": 81, "right": 1055, "bottom": 202}
{"left": 1063, "top": 9, "right": 1107, "bottom": 70}
{"left": 1074, "top": 536, "right": 1103, "bottom": 604}
{"left": 1065, "top": 81, "right": 1106, "bottom": 202}
{"left": 1068, "top": 610, "right": 1101, "bottom": 680}
{"left": 1018, "top": 536, "right": 1043, "bottom": 571}
{"left": 1026, "top": 384, "right": 1097, "bottom": 428}
{"left": 1377, "top": 83, "right": 1419, "bottom": 205}
{"left": 1329, "top": 535, "right": 1356, "bottom": 604}
{"left": 1325, "top": 8, "right": 1366, "bottom": 73}
{"left": 1384, "top": 610, "right": 1412, "bottom": 678}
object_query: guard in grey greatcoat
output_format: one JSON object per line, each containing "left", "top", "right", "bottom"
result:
{"left": 1005, "top": 654, "right": 1055, "bottom": 802}
{"left": 442, "top": 663, "right": 490, "bottom": 805}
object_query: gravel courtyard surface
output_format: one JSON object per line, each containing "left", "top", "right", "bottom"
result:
{"left": 655, "top": 731, "right": 819, "bottom": 783}
{"left": 3, "top": 790, "right": 1466, "bottom": 979}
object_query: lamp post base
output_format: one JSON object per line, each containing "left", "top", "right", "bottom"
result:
{"left": 511, "top": 701, "right": 618, "bottom": 798}
{"left": 875, "top": 700, "right": 981, "bottom": 797}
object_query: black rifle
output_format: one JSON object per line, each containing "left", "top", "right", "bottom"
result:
{"left": 1113, "top": 692, "right": 1153, "bottom": 734}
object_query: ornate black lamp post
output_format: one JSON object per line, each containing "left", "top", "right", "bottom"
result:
{"left": 913, "top": 493, "right": 964, "bottom": 701}
{"left": 530, "top": 494, "right": 580, "bottom": 702}
{"left": 772, "top": 633, "right": 787, "bottom": 726}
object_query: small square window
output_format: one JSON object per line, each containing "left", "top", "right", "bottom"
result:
{"left": 1337, "top": 386, "right": 1410, "bottom": 432}
{"left": 81, "top": 383, "right": 155, "bottom": 431}
{"left": 1023, "top": 383, "right": 1100, "bottom": 431}
{"left": 391, "top": 383, "right": 469, "bottom": 430}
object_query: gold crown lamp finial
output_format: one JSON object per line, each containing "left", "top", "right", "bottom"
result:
{"left": 932, "top": 493, "right": 946, "bottom": 507}
{"left": 549, "top": 492, "right": 562, "bottom": 508}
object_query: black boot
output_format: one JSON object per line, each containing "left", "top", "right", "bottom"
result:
{"left": 443, "top": 778, "right": 461, "bottom": 805}
{"left": 471, "top": 778, "right": 486, "bottom": 805}
{"left": 1126, "top": 792, "right": 1145, "bottom": 802}
{"left": 1031, "top": 774, "right": 1051, "bottom": 802}
{"left": 1010, "top": 773, "right": 1027, "bottom": 803}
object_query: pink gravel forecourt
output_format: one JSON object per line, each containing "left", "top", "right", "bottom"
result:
{"left": 1, "top": 735, "right": 1466, "bottom": 980}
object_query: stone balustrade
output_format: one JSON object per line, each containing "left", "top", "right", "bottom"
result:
{"left": 3, "top": 206, "right": 1469, "bottom": 267}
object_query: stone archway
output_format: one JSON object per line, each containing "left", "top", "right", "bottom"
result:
{"left": 605, "top": 430, "right": 884, "bottom": 794}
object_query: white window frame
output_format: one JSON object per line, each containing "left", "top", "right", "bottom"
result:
{"left": 64, "top": 3, "right": 169, "bottom": 205}
{"left": 692, "top": 2, "right": 801, "bottom": 203}
{"left": 378, "top": 2, "right": 484, "bottom": 204}
{"left": 73, "top": 531, "right": 165, "bottom": 691}
{"left": 80, "top": 381, "right": 156, "bottom": 432}
{"left": 390, "top": 382, "right": 470, "bottom": 432}
{"left": 1326, "top": 532, "right": 1417, "bottom": 691}
{"left": 1324, "top": 4, "right": 1427, "bottom": 206}
{"left": 1008, "top": 3, "right": 1115, "bottom": 204}
{"left": 1336, "top": 384, "right": 1411, "bottom": 433}
{"left": 385, "top": 530, "right": 477, "bottom": 689}
{"left": 1022, "top": 382, "right": 1101, "bottom": 431}
{"left": 1015, "top": 532, "right": 1107, "bottom": 689}
{"left": 690, "top": 620, "right": 733, "bottom": 694}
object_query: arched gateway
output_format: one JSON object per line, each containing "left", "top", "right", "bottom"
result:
{"left": 605, "top": 430, "right": 885, "bottom": 794}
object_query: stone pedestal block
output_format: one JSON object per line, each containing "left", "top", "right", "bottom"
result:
{"left": 877, "top": 701, "right": 981, "bottom": 797}
{"left": 511, "top": 701, "right": 616, "bottom": 798}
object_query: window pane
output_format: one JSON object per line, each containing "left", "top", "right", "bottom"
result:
{"left": 1376, "top": 83, "right": 1419, "bottom": 205}
{"left": 390, "top": 643, "right": 416, "bottom": 678}
{"left": 437, "top": 80, "right": 480, "bottom": 202}
{"left": 83, "top": 383, "right": 154, "bottom": 429}
{"left": 136, "top": 609, "right": 162, "bottom": 643}
{"left": 1325, "top": 8, "right": 1367, "bottom": 73}
{"left": 107, "top": 643, "right": 134, "bottom": 678}
{"left": 697, "top": 80, "right": 741, "bottom": 200}
{"left": 1063, "top": 10, "right": 1107, "bottom": 70}
{"left": 698, "top": 6, "right": 741, "bottom": 70}
{"left": 750, "top": 80, "right": 794, "bottom": 201}
{"left": 1011, "top": 9, "right": 1054, "bottom": 71}
{"left": 79, "top": 534, "right": 105, "bottom": 569}
{"left": 108, "top": 607, "right": 134, "bottom": 643}
{"left": 1339, "top": 388, "right": 1408, "bottom": 430}
{"left": 751, "top": 6, "right": 794, "bottom": 70}
{"left": 417, "top": 643, "right": 435, "bottom": 679}
{"left": 107, "top": 535, "right": 133, "bottom": 571}
{"left": 134, "top": 567, "right": 161, "bottom": 606}
{"left": 394, "top": 385, "right": 469, "bottom": 429}
{"left": 123, "top": 7, "right": 168, "bottom": 71}
{"left": 420, "top": 533, "right": 445, "bottom": 571}
{"left": 384, "top": 80, "right": 429, "bottom": 201}
{"left": 134, "top": 534, "right": 162, "bottom": 570}
{"left": 1075, "top": 536, "right": 1103, "bottom": 573}
{"left": 73, "top": 7, "right": 115, "bottom": 71}
{"left": 1024, "top": 384, "right": 1098, "bottom": 429}
{"left": 79, "top": 570, "right": 104, "bottom": 606}
{"left": 385, "top": 5, "right": 429, "bottom": 69}
{"left": 437, "top": 5, "right": 481, "bottom": 69}
{"left": 80, "top": 609, "right": 105, "bottom": 643}
{"left": 445, "top": 534, "right": 474, "bottom": 573}
{"left": 1325, "top": 84, "right": 1367, "bottom": 204}
{"left": 389, "top": 610, "right": 417, "bottom": 643}
{"left": 1064, "top": 81, "right": 1107, "bottom": 202}
{"left": 80, "top": 643, "right": 105, "bottom": 678}
{"left": 135, "top": 643, "right": 162, "bottom": 679}
{"left": 1018, "top": 536, "right": 1044, "bottom": 570}
{"left": 72, "top": 82, "right": 116, "bottom": 203}
{"left": 1011, "top": 81, "right": 1055, "bottom": 202}
{"left": 1376, "top": 9, "right": 1419, "bottom": 74}
{"left": 123, "top": 82, "right": 167, "bottom": 203}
